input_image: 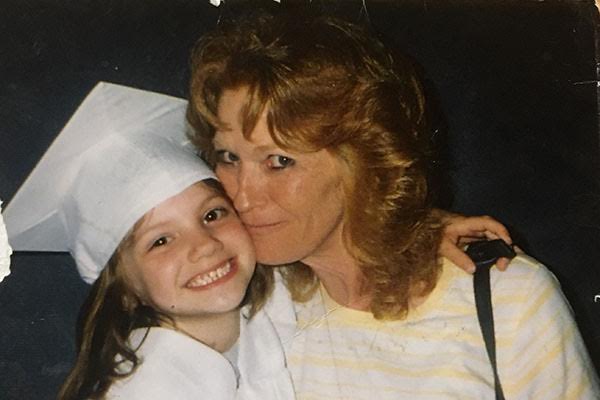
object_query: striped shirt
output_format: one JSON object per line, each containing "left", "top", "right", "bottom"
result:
{"left": 281, "top": 255, "right": 599, "bottom": 399}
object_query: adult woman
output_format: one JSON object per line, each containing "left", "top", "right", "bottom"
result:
{"left": 187, "top": 11, "right": 598, "bottom": 399}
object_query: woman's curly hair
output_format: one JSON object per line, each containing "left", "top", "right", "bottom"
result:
{"left": 187, "top": 11, "right": 443, "bottom": 320}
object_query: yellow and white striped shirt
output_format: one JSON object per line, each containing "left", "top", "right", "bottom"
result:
{"left": 275, "top": 255, "right": 599, "bottom": 399}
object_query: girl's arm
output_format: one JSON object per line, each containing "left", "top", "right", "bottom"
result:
{"left": 437, "top": 210, "right": 512, "bottom": 273}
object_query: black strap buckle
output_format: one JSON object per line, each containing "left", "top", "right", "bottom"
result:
{"left": 466, "top": 239, "right": 516, "bottom": 267}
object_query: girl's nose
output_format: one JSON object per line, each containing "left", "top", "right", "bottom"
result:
{"left": 187, "top": 230, "right": 223, "bottom": 263}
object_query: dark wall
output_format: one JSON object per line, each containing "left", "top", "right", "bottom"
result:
{"left": 0, "top": 1, "right": 598, "bottom": 398}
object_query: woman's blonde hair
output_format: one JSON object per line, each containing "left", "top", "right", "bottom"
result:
{"left": 58, "top": 180, "right": 272, "bottom": 399}
{"left": 187, "top": 11, "right": 442, "bottom": 320}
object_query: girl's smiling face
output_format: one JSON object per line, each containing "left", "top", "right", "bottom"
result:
{"left": 121, "top": 181, "right": 256, "bottom": 327}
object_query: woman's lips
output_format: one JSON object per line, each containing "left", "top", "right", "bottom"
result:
{"left": 242, "top": 221, "right": 284, "bottom": 235}
{"left": 185, "top": 258, "right": 238, "bottom": 290}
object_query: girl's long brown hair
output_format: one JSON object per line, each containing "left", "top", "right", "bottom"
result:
{"left": 57, "top": 249, "right": 158, "bottom": 399}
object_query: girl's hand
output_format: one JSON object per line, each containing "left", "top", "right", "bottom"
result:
{"left": 436, "top": 210, "right": 512, "bottom": 273}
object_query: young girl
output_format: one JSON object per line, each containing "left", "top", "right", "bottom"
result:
{"left": 4, "top": 82, "right": 295, "bottom": 399}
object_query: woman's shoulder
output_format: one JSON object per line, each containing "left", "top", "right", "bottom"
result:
{"left": 442, "top": 253, "right": 578, "bottom": 337}
{"left": 105, "top": 327, "right": 237, "bottom": 400}
{"left": 441, "top": 253, "right": 559, "bottom": 293}
{"left": 488, "top": 253, "right": 563, "bottom": 296}
{"left": 434, "top": 253, "right": 568, "bottom": 323}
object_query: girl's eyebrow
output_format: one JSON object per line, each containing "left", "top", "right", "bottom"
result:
{"left": 130, "top": 209, "right": 154, "bottom": 242}
{"left": 133, "top": 191, "right": 227, "bottom": 240}
{"left": 195, "top": 192, "right": 225, "bottom": 211}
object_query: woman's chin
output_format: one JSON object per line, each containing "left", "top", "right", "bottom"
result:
{"left": 255, "top": 250, "right": 301, "bottom": 267}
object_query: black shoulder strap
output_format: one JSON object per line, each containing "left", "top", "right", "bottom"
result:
{"left": 467, "top": 239, "right": 515, "bottom": 400}
{"left": 474, "top": 260, "right": 506, "bottom": 400}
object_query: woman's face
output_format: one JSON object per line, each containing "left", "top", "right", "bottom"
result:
{"left": 122, "top": 182, "right": 255, "bottom": 327}
{"left": 213, "top": 87, "right": 346, "bottom": 266}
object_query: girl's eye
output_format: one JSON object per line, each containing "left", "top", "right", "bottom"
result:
{"left": 215, "top": 150, "right": 239, "bottom": 164}
{"left": 150, "top": 236, "right": 169, "bottom": 250}
{"left": 204, "top": 207, "right": 229, "bottom": 223}
{"left": 267, "top": 155, "right": 295, "bottom": 169}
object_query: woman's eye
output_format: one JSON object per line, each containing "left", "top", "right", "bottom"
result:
{"left": 215, "top": 150, "right": 239, "bottom": 164}
{"left": 204, "top": 207, "right": 228, "bottom": 223}
{"left": 267, "top": 155, "right": 295, "bottom": 169}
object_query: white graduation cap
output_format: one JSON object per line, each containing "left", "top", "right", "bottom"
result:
{"left": 4, "top": 82, "right": 215, "bottom": 283}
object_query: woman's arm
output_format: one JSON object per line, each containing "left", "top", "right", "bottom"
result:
{"left": 436, "top": 210, "right": 512, "bottom": 273}
{"left": 501, "top": 257, "right": 600, "bottom": 398}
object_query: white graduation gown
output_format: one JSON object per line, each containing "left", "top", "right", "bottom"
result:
{"left": 106, "top": 308, "right": 295, "bottom": 399}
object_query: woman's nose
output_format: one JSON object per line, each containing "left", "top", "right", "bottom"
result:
{"left": 230, "top": 167, "right": 267, "bottom": 214}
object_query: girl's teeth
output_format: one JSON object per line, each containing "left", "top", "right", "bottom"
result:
{"left": 187, "top": 261, "right": 232, "bottom": 288}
